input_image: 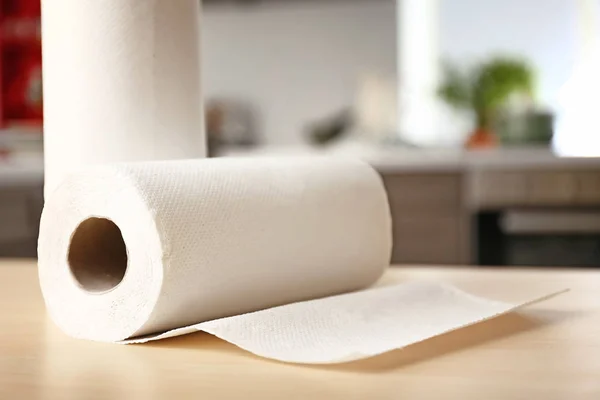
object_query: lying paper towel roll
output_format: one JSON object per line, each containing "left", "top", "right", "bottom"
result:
{"left": 39, "top": 156, "right": 566, "bottom": 364}
{"left": 39, "top": 157, "right": 392, "bottom": 342}
{"left": 42, "top": 0, "right": 205, "bottom": 197}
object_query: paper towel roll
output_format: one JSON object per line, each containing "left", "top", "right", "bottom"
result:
{"left": 42, "top": 0, "right": 205, "bottom": 197}
{"left": 38, "top": 156, "right": 566, "bottom": 363}
{"left": 38, "top": 157, "right": 392, "bottom": 342}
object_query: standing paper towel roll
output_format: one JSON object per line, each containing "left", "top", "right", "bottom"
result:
{"left": 42, "top": 0, "right": 205, "bottom": 197}
{"left": 39, "top": 157, "right": 392, "bottom": 342}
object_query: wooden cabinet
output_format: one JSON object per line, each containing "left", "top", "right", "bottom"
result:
{"left": 380, "top": 172, "right": 468, "bottom": 265}
{"left": 0, "top": 183, "right": 43, "bottom": 257}
{"left": 383, "top": 167, "right": 600, "bottom": 266}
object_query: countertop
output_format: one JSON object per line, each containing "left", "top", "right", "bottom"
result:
{"left": 0, "top": 133, "right": 44, "bottom": 186}
{"left": 221, "top": 144, "right": 600, "bottom": 173}
{"left": 1, "top": 260, "right": 599, "bottom": 399}
{"left": 1, "top": 146, "right": 600, "bottom": 185}
{"left": 0, "top": 160, "right": 43, "bottom": 186}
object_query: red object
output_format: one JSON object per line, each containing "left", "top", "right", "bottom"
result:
{"left": 466, "top": 128, "right": 498, "bottom": 149}
{"left": 0, "top": 0, "right": 42, "bottom": 129}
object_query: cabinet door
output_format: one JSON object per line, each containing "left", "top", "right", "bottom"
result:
{"left": 0, "top": 188, "right": 32, "bottom": 242}
{"left": 382, "top": 173, "right": 461, "bottom": 216}
{"left": 392, "top": 216, "right": 463, "bottom": 265}
{"left": 0, "top": 185, "right": 43, "bottom": 257}
{"left": 380, "top": 172, "right": 467, "bottom": 265}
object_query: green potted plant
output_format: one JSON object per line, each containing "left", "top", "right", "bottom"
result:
{"left": 438, "top": 56, "right": 535, "bottom": 149}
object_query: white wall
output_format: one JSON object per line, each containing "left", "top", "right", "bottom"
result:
{"left": 202, "top": 0, "right": 584, "bottom": 145}
{"left": 440, "top": 0, "right": 580, "bottom": 109}
{"left": 202, "top": 1, "right": 397, "bottom": 145}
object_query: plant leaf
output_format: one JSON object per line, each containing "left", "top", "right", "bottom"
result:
{"left": 437, "top": 62, "right": 473, "bottom": 110}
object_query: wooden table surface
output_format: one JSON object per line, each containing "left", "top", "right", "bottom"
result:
{"left": 1, "top": 259, "right": 600, "bottom": 400}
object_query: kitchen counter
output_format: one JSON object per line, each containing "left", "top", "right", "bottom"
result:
{"left": 0, "top": 133, "right": 44, "bottom": 186}
{"left": 1, "top": 146, "right": 598, "bottom": 184}
{"left": 1, "top": 259, "right": 599, "bottom": 399}
{"left": 0, "top": 160, "right": 43, "bottom": 186}
{"left": 220, "top": 144, "right": 600, "bottom": 172}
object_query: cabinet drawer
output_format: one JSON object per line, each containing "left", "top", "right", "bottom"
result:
{"left": 382, "top": 173, "right": 461, "bottom": 215}
{"left": 527, "top": 171, "right": 577, "bottom": 205}
{"left": 470, "top": 170, "right": 598, "bottom": 208}
{"left": 469, "top": 171, "right": 528, "bottom": 208}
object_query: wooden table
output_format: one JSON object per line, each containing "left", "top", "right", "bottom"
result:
{"left": 1, "top": 259, "right": 599, "bottom": 399}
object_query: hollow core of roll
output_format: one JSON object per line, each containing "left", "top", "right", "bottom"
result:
{"left": 68, "top": 217, "right": 128, "bottom": 293}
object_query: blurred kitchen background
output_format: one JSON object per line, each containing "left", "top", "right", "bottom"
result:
{"left": 1, "top": 0, "right": 600, "bottom": 267}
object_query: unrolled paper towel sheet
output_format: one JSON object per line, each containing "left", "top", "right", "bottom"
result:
{"left": 42, "top": 0, "right": 205, "bottom": 197}
{"left": 38, "top": 157, "right": 562, "bottom": 364}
